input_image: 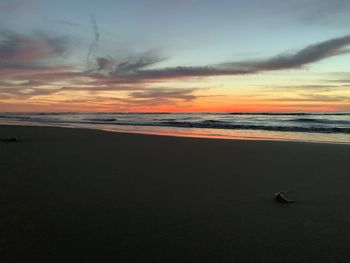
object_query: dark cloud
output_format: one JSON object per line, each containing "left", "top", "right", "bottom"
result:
{"left": 129, "top": 88, "right": 198, "bottom": 101}
{"left": 116, "top": 88, "right": 200, "bottom": 108}
{"left": 126, "top": 66, "right": 251, "bottom": 79}
{"left": 111, "top": 52, "right": 166, "bottom": 76}
{"left": 223, "top": 35, "right": 350, "bottom": 71}
{"left": 50, "top": 20, "right": 80, "bottom": 27}
{"left": 262, "top": 0, "right": 350, "bottom": 26}
{"left": 101, "top": 34, "right": 350, "bottom": 80}
{"left": 96, "top": 57, "right": 116, "bottom": 71}
{"left": 87, "top": 15, "right": 100, "bottom": 66}
{"left": 291, "top": 0, "right": 350, "bottom": 24}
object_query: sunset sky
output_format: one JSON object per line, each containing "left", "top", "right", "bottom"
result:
{"left": 0, "top": 0, "right": 350, "bottom": 112}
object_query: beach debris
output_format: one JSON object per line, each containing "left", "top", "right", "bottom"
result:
{"left": 0, "top": 137, "right": 20, "bottom": 142}
{"left": 274, "top": 192, "right": 295, "bottom": 204}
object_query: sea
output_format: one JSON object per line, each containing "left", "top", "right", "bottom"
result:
{"left": 0, "top": 112, "right": 350, "bottom": 144}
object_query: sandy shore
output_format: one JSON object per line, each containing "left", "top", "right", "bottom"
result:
{"left": 1, "top": 125, "right": 350, "bottom": 262}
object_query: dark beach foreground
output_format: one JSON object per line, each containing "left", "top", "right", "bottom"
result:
{"left": 1, "top": 125, "right": 350, "bottom": 262}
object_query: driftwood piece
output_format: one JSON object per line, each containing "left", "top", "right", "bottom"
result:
{"left": 0, "top": 137, "right": 20, "bottom": 142}
{"left": 274, "top": 192, "right": 296, "bottom": 204}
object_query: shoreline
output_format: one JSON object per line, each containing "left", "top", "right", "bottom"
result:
{"left": 1, "top": 122, "right": 350, "bottom": 145}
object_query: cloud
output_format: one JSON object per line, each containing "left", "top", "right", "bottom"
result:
{"left": 96, "top": 57, "right": 116, "bottom": 71}
{"left": 49, "top": 20, "right": 80, "bottom": 27}
{"left": 5, "top": 33, "right": 346, "bottom": 98}
{"left": 0, "top": 72, "right": 148, "bottom": 99}
{"left": 0, "top": 87, "right": 201, "bottom": 112}
{"left": 265, "top": 84, "right": 350, "bottom": 92}
{"left": 266, "top": 94, "right": 350, "bottom": 103}
{"left": 291, "top": 0, "right": 350, "bottom": 24}
{"left": 223, "top": 35, "right": 350, "bottom": 71}
{"left": 129, "top": 88, "right": 198, "bottom": 101}
{"left": 0, "top": 30, "right": 70, "bottom": 67}
{"left": 87, "top": 15, "right": 101, "bottom": 66}
{"left": 0, "top": 30, "right": 73, "bottom": 83}
{"left": 327, "top": 73, "right": 350, "bottom": 84}
{"left": 1, "top": 30, "right": 350, "bottom": 109}
{"left": 262, "top": 0, "right": 350, "bottom": 26}
{"left": 111, "top": 51, "right": 166, "bottom": 76}
{"left": 100, "top": 34, "right": 350, "bottom": 80}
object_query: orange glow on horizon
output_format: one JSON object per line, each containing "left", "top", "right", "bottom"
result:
{"left": 1, "top": 98, "right": 347, "bottom": 113}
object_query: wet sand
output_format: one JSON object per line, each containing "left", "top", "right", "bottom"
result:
{"left": 1, "top": 125, "right": 350, "bottom": 262}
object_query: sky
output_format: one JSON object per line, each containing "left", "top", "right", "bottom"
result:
{"left": 0, "top": 0, "right": 350, "bottom": 112}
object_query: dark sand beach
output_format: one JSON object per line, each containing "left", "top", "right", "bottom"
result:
{"left": 1, "top": 125, "right": 350, "bottom": 262}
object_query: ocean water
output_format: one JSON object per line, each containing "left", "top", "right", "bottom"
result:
{"left": 0, "top": 112, "right": 350, "bottom": 144}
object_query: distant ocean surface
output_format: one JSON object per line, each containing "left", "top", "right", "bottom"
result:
{"left": 1, "top": 112, "right": 350, "bottom": 144}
